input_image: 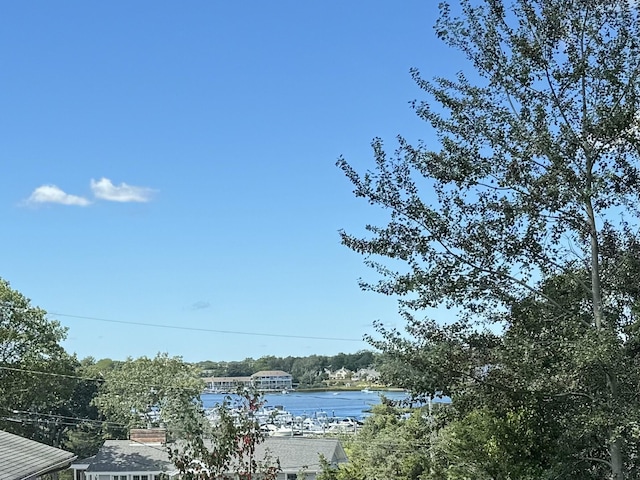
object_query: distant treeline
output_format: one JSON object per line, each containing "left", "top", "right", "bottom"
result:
{"left": 195, "top": 350, "right": 378, "bottom": 388}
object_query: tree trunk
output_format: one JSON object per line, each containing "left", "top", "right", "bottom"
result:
{"left": 611, "top": 436, "right": 624, "bottom": 480}
{"left": 586, "top": 174, "right": 624, "bottom": 479}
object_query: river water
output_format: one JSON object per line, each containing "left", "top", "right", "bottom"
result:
{"left": 201, "top": 390, "right": 410, "bottom": 420}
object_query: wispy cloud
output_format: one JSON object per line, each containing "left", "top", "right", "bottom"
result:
{"left": 90, "top": 178, "right": 156, "bottom": 203}
{"left": 26, "top": 185, "right": 91, "bottom": 206}
{"left": 191, "top": 301, "right": 211, "bottom": 311}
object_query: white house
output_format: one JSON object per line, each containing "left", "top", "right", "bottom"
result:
{"left": 327, "top": 367, "right": 351, "bottom": 381}
{"left": 351, "top": 368, "right": 380, "bottom": 383}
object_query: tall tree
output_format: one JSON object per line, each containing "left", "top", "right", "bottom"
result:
{"left": 338, "top": 1, "right": 640, "bottom": 478}
{"left": 0, "top": 278, "right": 77, "bottom": 445}
{"left": 92, "top": 353, "right": 204, "bottom": 439}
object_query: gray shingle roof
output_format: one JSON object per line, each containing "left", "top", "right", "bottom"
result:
{"left": 0, "top": 430, "right": 77, "bottom": 480}
{"left": 86, "top": 441, "right": 174, "bottom": 473}
{"left": 252, "top": 437, "right": 347, "bottom": 472}
{"left": 79, "top": 437, "right": 347, "bottom": 475}
{"left": 251, "top": 371, "right": 292, "bottom": 377}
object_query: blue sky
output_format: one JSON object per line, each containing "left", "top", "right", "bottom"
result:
{"left": 1, "top": 1, "right": 467, "bottom": 362}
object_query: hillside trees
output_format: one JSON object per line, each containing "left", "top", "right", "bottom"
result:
{"left": 195, "top": 351, "right": 378, "bottom": 387}
{"left": 338, "top": 0, "right": 640, "bottom": 478}
{"left": 0, "top": 278, "right": 78, "bottom": 445}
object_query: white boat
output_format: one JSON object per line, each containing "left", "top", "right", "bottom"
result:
{"left": 301, "top": 418, "right": 327, "bottom": 433}
{"left": 268, "top": 424, "right": 303, "bottom": 437}
{"left": 313, "top": 411, "right": 329, "bottom": 422}
{"left": 328, "top": 417, "right": 363, "bottom": 433}
{"left": 253, "top": 405, "right": 293, "bottom": 426}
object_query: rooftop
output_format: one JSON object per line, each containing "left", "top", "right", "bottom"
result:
{"left": 0, "top": 430, "right": 77, "bottom": 480}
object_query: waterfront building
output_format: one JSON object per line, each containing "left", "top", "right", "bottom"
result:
{"left": 203, "top": 370, "right": 293, "bottom": 393}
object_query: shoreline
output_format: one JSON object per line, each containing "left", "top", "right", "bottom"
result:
{"left": 295, "top": 386, "right": 403, "bottom": 393}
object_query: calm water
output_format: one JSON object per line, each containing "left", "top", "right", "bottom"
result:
{"left": 201, "top": 390, "right": 409, "bottom": 420}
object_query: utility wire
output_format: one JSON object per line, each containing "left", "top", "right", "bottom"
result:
{"left": 0, "top": 365, "right": 106, "bottom": 384}
{"left": 51, "top": 311, "right": 362, "bottom": 341}
{"left": 0, "top": 303, "right": 364, "bottom": 342}
{"left": 2, "top": 408, "right": 124, "bottom": 429}
{"left": 0, "top": 365, "right": 200, "bottom": 390}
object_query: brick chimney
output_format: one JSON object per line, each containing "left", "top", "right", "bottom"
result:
{"left": 129, "top": 428, "right": 167, "bottom": 445}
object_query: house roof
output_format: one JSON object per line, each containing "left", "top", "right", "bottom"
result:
{"left": 84, "top": 441, "right": 175, "bottom": 473}
{"left": 204, "top": 376, "right": 252, "bottom": 383}
{"left": 251, "top": 371, "right": 292, "bottom": 378}
{"left": 203, "top": 371, "right": 293, "bottom": 384}
{"left": 0, "top": 430, "right": 77, "bottom": 480}
{"left": 77, "top": 437, "right": 347, "bottom": 475}
{"left": 251, "top": 437, "right": 347, "bottom": 472}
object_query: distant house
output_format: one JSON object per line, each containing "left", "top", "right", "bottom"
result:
{"left": 203, "top": 370, "right": 293, "bottom": 392}
{"left": 327, "top": 367, "right": 351, "bottom": 381}
{"left": 351, "top": 368, "right": 380, "bottom": 383}
{"left": 0, "top": 430, "right": 77, "bottom": 480}
{"left": 71, "top": 429, "right": 347, "bottom": 480}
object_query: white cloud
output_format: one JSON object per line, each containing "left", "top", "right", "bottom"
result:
{"left": 90, "top": 177, "right": 156, "bottom": 203}
{"left": 26, "top": 185, "right": 91, "bottom": 206}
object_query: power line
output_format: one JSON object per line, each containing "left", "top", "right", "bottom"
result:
{"left": 0, "top": 365, "right": 201, "bottom": 391}
{"left": 48, "top": 311, "right": 364, "bottom": 342}
{"left": 0, "top": 365, "right": 106, "bottom": 383}
{"left": 2, "top": 408, "right": 124, "bottom": 429}
{"left": 1, "top": 301, "right": 366, "bottom": 342}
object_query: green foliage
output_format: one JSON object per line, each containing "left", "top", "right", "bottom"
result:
{"left": 60, "top": 357, "right": 121, "bottom": 457}
{"left": 337, "top": 401, "right": 435, "bottom": 480}
{"left": 431, "top": 408, "right": 546, "bottom": 479}
{"left": 63, "top": 424, "right": 104, "bottom": 460}
{"left": 317, "top": 455, "right": 340, "bottom": 480}
{"left": 0, "top": 278, "right": 78, "bottom": 446}
{"left": 339, "top": 0, "right": 640, "bottom": 478}
{"left": 92, "top": 353, "right": 204, "bottom": 439}
{"left": 168, "top": 388, "right": 280, "bottom": 480}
